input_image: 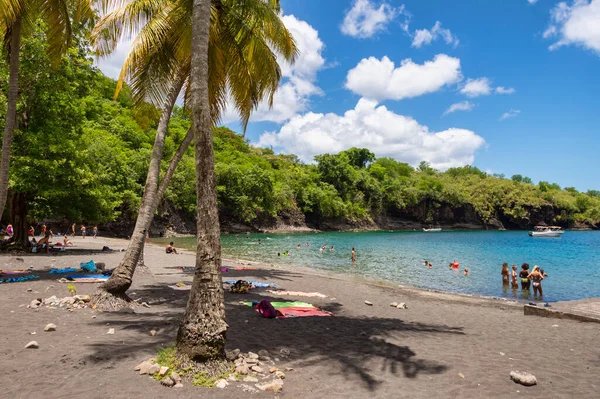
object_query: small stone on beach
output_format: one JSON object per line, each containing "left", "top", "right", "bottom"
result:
{"left": 510, "top": 371, "right": 537, "bottom": 386}
{"left": 25, "top": 341, "right": 39, "bottom": 349}
{"left": 149, "top": 330, "right": 157, "bottom": 336}
{"left": 170, "top": 372, "right": 181, "bottom": 384}
{"left": 396, "top": 303, "right": 407, "bottom": 309}
{"left": 243, "top": 376, "right": 259, "bottom": 383}
{"left": 160, "top": 377, "right": 175, "bottom": 387}
{"left": 255, "top": 378, "right": 284, "bottom": 393}
{"left": 106, "top": 328, "right": 115, "bottom": 335}
{"left": 158, "top": 366, "right": 169, "bottom": 376}
{"left": 364, "top": 300, "right": 373, "bottom": 306}
{"left": 215, "top": 379, "right": 229, "bottom": 389}
{"left": 251, "top": 365, "right": 264, "bottom": 373}
{"left": 44, "top": 323, "right": 57, "bottom": 332}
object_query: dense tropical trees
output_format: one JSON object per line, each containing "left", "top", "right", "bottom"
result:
{"left": 92, "top": 0, "right": 297, "bottom": 305}
{"left": 0, "top": 0, "right": 94, "bottom": 227}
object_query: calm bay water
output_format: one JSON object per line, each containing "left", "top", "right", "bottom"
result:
{"left": 158, "top": 230, "right": 600, "bottom": 302}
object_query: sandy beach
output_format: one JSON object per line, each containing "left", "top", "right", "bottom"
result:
{"left": 1, "top": 235, "right": 598, "bottom": 399}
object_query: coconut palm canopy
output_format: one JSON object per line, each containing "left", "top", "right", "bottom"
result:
{"left": 93, "top": 0, "right": 298, "bottom": 130}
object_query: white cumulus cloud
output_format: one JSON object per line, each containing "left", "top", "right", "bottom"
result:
{"left": 341, "top": 0, "right": 406, "bottom": 38}
{"left": 345, "top": 54, "right": 462, "bottom": 101}
{"left": 544, "top": 0, "right": 600, "bottom": 54}
{"left": 257, "top": 98, "right": 485, "bottom": 170}
{"left": 495, "top": 86, "right": 516, "bottom": 94}
{"left": 222, "top": 14, "right": 326, "bottom": 124}
{"left": 443, "top": 101, "right": 475, "bottom": 115}
{"left": 412, "top": 21, "right": 459, "bottom": 48}
{"left": 500, "top": 109, "right": 521, "bottom": 120}
{"left": 460, "top": 77, "right": 494, "bottom": 98}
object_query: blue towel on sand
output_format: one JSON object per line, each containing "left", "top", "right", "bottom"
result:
{"left": 0, "top": 275, "right": 39, "bottom": 284}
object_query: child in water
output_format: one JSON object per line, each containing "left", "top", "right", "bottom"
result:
{"left": 501, "top": 263, "right": 510, "bottom": 285}
{"left": 511, "top": 265, "right": 519, "bottom": 289}
{"left": 463, "top": 268, "right": 469, "bottom": 276}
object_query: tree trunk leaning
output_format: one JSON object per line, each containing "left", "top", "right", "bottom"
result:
{"left": 0, "top": 16, "right": 22, "bottom": 220}
{"left": 98, "top": 73, "right": 185, "bottom": 298}
{"left": 176, "top": 0, "right": 227, "bottom": 361}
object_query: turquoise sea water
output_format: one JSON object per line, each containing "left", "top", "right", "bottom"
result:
{"left": 159, "top": 230, "right": 600, "bottom": 302}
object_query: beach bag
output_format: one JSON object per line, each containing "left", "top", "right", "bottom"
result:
{"left": 80, "top": 260, "right": 97, "bottom": 272}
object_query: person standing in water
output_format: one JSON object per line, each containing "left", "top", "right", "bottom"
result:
{"left": 511, "top": 265, "right": 519, "bottom": 289}
{"left": 501, "top": 263, "right": 510, "bottom": 286}
{"left": 351, "top": 247, "right": 356, "bottom": 262}
{"left": 519, "top": 263, "right": 531, "bottom": 290}
{"left": 528, "top": 265, "right": 544, "bottom": 297}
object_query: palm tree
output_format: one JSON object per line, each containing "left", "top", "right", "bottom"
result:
{"left": 91, "top": 0, "right": 296, "bottom": 308}
{"left": 176, "top": 0, "right": 225, "bottom": 359}
{"left": 0, "top": 0, "right": 94, "bottom": 227}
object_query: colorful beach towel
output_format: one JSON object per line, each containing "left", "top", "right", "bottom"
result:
{"left": 224, "top": 279, "right": 277, "bottom": 289}
{"left": 58, "top": 275, "right": 109, "bottom": 283}
{"left": 0, "top": 275, "right": 39, "bottom": 284}
{"left": 243, "top": 301, "right": 315, "bottom": 309}
{"left": 0, "top": 269, "right": 31, "bottom": 275}
{"left": 266, "top": 290, "right": 327, "bottom": 298}
{"left": 49, "top": 267, "right": 78, "bottom": 274}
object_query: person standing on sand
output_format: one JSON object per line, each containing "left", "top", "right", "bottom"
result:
{"left": 71, "top": 223, "right": 76, "bottom": 237}
{"left": 519, "top": 263, "right": 531, "bottom": 290}
{"left": 528, "top": 265, "right": 544, "bottom": 297}
{"left": 501, "top": 263, "right": 510, "bottom": 285}
{"left": 80, "top": 224, "right": 86, "bottom": 238}
{"left": 511, "top": 265, "right": 519, "bottom": 289}
{"left": 40, "top": 224, "right": 46, "bottom": 237}
{"left": 351, "top": 247, "right": 356, "bottom": 262}
{"left": 93, "top": 226, "right": 98, "bottom": 239}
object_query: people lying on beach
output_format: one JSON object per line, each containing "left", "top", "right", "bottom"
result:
{"left": 351, "top": 247, "right": 356, "bottom": 262}
{"left": 330, "top": 245, "right": 334, "bottom": 251}
{"left": 528, "top": 265, "right": 544, "bottom": 297}
{"left": 63, "top": 236, "right": 73, "bottom": 247}
{"left": 520, "top": 263, "right": 531, "bottom": 290}
{"left": 511, "top": 265, "right": 519, "bottom": 288}
{"left": 165, "top": 242, "right": 178, "bottom": 254}
{"left": 464, "top": 268, "right": 469, "bottom": 276}
{"left": 501, "top": 263, "right": 510, "bottom": 285}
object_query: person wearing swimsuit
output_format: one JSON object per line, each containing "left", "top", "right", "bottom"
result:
{"left": 528, "top": 265, "right": 544, "bottom": 297}
{"left": 501, "top": 263, "right": 510, "bottom": 286}
{"left": 511, "top": 265, "right": 519, "bottom": 289}
{"left": 519, "top": 263, "right": 531, "bottom": 290}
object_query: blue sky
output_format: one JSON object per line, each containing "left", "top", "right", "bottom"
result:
{"left": 98, "top": 0, "right": 600, "bottom": 191}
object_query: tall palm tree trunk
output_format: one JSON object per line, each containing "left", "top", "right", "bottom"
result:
{"left": 0, "top": 16, "right": 22, "bottom": 221}
{"left": 96, "top": 72, "right": 185, "bottom": 303}
{"left": 176, "top": 0, "right": 227, "bottom": 360}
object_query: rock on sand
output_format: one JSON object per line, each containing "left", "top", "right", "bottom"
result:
{"left": 44, "top": 323, "right": 57, "bottom": 332}
{"left": 510, "top": 371, "right": 537, "bottom": 386}
{"left": 25, "top": 341, "right": 39, "bottom": 349}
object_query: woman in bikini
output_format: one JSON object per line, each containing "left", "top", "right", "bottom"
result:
{"left": 501, "top": 263, "right": 510, "bottom": 286}
{"left": 519, "top": 263, "right": 531, "bottom": 290}
{"left": 528, "top": 265, "right": 544, "bottom": 297}
{"left": 511, "top": 265, "right": 519, "bottom": 289}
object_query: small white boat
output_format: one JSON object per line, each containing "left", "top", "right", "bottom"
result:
{"left": 528, "top": 226, "right": 564, "bottom": 237}
{"left": 423, "top": 227, "right": 442, "bottom": 232}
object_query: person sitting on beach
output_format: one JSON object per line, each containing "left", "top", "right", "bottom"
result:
{"left": 464, "top": 268, "right": 469, "bottom": 276}
{"left": 528, "top": 265, "right": 544, "bottom": 297}
{"left": 37, "top": 233, "right": 51, "bottom": 253}
{"left": 252, "top": 299, "right": 281, "bottom": 319}
{"left": 63, "top": 236, "right": 73, "bottom": 247}
{"left": 165, "top": 242, "right": 178, "bottom": 254}
{"left": 511, "top": 265, "right": 519, "bottom": 288}
{"left": 501, "top": 263, "right": 510, "bottom": 285}
{"left": 519, "top": 263, "right": 531, "bottom": 290}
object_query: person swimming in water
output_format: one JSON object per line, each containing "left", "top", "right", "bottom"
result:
{"left": 330, "top": 245, "right": 334, "bottom": 251}
{"left": 463, "top": 268, "right": 469, "bottom": 276}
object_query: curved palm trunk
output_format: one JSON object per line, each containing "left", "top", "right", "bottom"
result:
{"left": 99, "top": 73, "right": 185, "bottom": 298}
{"left": 0, "top": 16, "right": 22, "bottom": 220}
{"left": 176, "top": 0, "right": 227, "bottom": 360}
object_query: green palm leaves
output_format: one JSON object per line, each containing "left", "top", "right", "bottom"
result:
{"left": 94, "top": 0, "right": 298, "bottom": 130}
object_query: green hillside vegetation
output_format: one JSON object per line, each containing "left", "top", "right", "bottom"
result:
{"left": 1, "top": 30, "right": 599, "bottom": 231}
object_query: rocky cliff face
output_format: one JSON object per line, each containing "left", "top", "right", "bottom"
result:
{"left": 97, "top": 199, "right": 598, "bottom": 237}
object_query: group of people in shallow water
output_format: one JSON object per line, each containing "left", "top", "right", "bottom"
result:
{"left": 274, "top": 242, "right": 359, "bottom": 262}
{"left": 424, "top": 260, "right": 469, "bottom": 276}
{"left": 502, "top": 263, "right": 547, "bottom": 297}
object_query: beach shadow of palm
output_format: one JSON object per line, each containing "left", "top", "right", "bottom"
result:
{"left": 83, "top": 273, "right": 459, "bottom": 392}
